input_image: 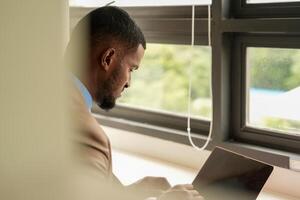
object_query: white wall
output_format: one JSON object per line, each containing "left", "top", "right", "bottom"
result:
{"left": 0, "top": 1, "right": 71, "bottom": 200}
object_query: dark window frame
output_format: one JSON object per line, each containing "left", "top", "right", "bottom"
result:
{"left": 233, "top": 0, "right": 300, "bottom": 18}
{"left": 231, "top": 34, "right": 300, "bottom": 154}
{"left": 92, "top": 104, "right": 211, "bottom": 135}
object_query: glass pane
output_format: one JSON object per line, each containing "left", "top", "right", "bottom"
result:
{"left": 247, "top": 0, "right": 300, "bottom": 4}
{"left": 247, "top": 47, "right": 300, "bottom": 135}
{"left": 118, "top": 44, "right": 212, "bottom": 120}
{"left": 70, "top": 0, "right": 211, "bottom": 7}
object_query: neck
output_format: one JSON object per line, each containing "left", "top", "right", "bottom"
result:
{"left": 76, "top": 70, "right": 94, "bottom": 100}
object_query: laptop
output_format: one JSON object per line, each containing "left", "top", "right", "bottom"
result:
{"left": 192, "top": 147, "right": 273, "bottom": 200}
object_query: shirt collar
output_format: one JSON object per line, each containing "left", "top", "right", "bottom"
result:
{"left": 73, "top": 75, "right": 93, "bottom": 112}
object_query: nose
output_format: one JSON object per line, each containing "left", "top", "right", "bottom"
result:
{"left": 125, "top": 81, "right": 130, "bottom": 88}
{"left": 125, "top": 74, "right": 131, "bottom": 88}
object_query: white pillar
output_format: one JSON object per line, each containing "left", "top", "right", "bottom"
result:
{"left": 0, "top": 1, "right": 72, "bottom": 200}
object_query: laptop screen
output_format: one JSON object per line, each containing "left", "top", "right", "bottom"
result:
{"left": 192, "top": 147, "right": 273, "bottom": 200}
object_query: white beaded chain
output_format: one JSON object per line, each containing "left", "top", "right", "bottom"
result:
{"left": 187, "top": 4, "right": 213, "bottom": 151}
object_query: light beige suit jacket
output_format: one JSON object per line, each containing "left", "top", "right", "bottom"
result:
{"left": 70, "top": 84, "right": 114, "bottom": 181}
{"left": 70, "top": 84, "right": 144, "bottom": 199}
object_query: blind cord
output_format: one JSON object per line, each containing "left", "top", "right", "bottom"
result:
{"left": 105, "top": 1, "right": 115, "bottom": 6}
{"left": 187, "top": 4, "right": 213, "bottom": 151}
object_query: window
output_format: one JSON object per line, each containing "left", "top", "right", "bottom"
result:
{"left": 231, "top": 35, "right": 300, "bottom": 155}
{"left": 118, "top": 44, "right": 212, "bottom": 120}
{"left": 247, "top": 0, "right": 300, "bottom": 3}
{"left": 233, "top": 0, "right": 300, "bottom": 18}
{"left": 247, "top": 47, "right": 300, "bottom": 136}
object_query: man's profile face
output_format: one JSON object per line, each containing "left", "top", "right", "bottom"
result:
{"left": 96, "top": 44, "right": 145, "bottom": 110}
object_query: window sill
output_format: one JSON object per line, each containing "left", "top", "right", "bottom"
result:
{"left": 94, "top": 113, "right": 212, "bottom": 151}
{"left": 95, "top": 113, "right": 298, "bottom": 169}
{"left": 98, "top": 123, "right": 300, "bottom": 199}
{"left": 110, "top": 145, "right": 300, "bottom": 200}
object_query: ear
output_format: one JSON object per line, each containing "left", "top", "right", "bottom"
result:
{"left": 98, "top": 48, "right": 116, "bottom": 71}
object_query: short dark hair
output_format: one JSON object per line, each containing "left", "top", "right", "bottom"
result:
{"left": 66, "top": 6, "right": 145, "bottom": 75}
{"left": 73, "top": 6, "right": 146, "bottom": 50}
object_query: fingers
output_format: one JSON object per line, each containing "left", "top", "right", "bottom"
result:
{"left": 155, "top": 177, "right": 171, "bottom": 189}
{"left": 160, "top": 184, "right": 204, "bottom": 200}
{"left": 177, "top": 189, "right": 201, "bottom": 198}
{"left": 132, "top": 176, "right": 171, "bottom": 191}
{"left": 194, "top": 196, "right": 205, "bottom": 200}
{"left": 141, "top": 189, "right": 164, "bottom": 198}
{"left": 188, "top": 189, "right": 200, "bottom": 196}
{"left": 192, "top": 190, "right": 205, "bottom": 200}
{"left": 143, "top": 176, "right": 171, "bottom": 190}
{"left": 158, "top": 189, "right": 205, "bottom": 200}
{"left": 172, "top": 184, "right": 194, "bottom": 190}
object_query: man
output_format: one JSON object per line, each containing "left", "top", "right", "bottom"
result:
{"left": 67, "top": 6, "right": 203, "bottom": 200}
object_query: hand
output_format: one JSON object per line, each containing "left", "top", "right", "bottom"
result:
{"left": 158, "top": 184, "right": 204, "bottom": 200}
{"left": 127, "top": 176, "right": 171, "bottom": 198}
{"left": 131, "top": 176, "right": 171, "bottom": 191}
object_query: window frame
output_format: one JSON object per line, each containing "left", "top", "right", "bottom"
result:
{"left": 231, "top": 34, "right": 300, "bottom": 153}
{"left": 233, "top": 0, "right": 300, "bottom": 18}
{"left": 92, "top": 104, "right": 211, "bottom": 136}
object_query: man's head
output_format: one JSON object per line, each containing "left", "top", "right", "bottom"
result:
{"left": 68, "top": 6, "right": 146, "bottom": 110}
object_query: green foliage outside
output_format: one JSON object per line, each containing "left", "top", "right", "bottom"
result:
{"left": 118, "top": 44, "right": 212, "bottom": 119}
{"left": 248, "top": 47, "right": 300, "bottom": 91}
{"left": 263, "top": 117, "right": 300, "bottom": 134}
{"left": 118, "top": 44, "right": 300, "bottom": 134}
{"left": 248, "top": 47, "right": 300, "bottom": 135}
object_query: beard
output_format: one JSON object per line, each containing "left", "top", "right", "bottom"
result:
{"left": 95, "top": 65, "right": 123, "bottom": 111}
{"left": 98, "top": 93, "right": 116, "bottom": 110}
